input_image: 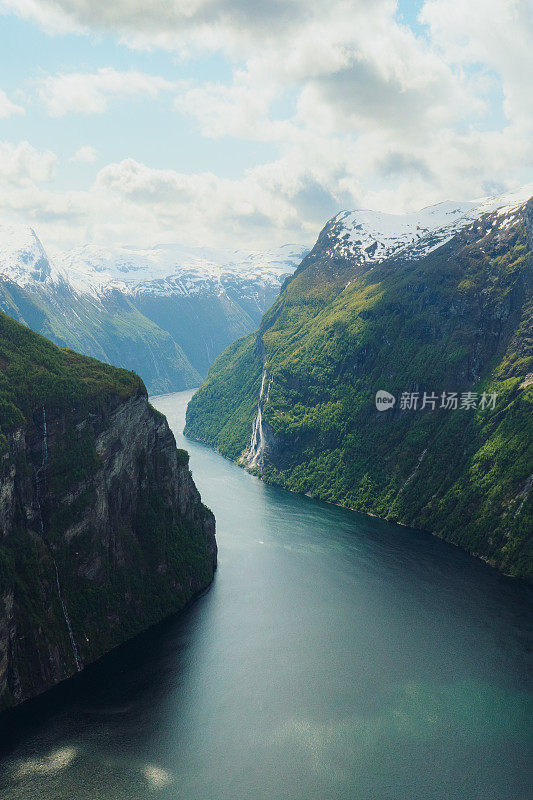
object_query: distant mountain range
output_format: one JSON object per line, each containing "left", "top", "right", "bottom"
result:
{"left": 186, "top": 185, "right": 533, "bottom": 580}
{"left": 0, "top": 226, "right": 307, "bottom": 393}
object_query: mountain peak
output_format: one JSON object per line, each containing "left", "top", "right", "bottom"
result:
{"left": 0, "top": 223, "right": 53, "bottom": 285}
{"left": 324, "top": 184, "right": 533, "bottom": 267}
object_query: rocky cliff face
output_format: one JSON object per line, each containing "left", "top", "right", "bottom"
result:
{"left": 0, "top": 315, "right": 216, "bottom": 711}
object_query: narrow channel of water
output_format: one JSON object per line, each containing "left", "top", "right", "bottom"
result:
{"left": 1, "top": 389, "right": 531, "bottom": 800}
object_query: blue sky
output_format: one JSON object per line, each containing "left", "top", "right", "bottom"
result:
{"left": 0, "top": 0, "right": 531, "bottom": 251}
{"left": 1, "top": 18, "right": 269, "bottom": 179}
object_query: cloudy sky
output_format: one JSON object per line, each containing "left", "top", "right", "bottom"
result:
{"left": 0, "top": 0, "right": 532, "bottom": 251}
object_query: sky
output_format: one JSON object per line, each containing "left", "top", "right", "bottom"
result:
{"left": 0, "top": 0, "right": 532, "bottom": 252}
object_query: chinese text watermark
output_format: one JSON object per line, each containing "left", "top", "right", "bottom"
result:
{"left": 375, "top": 390, "right": 498, "bottom": 412}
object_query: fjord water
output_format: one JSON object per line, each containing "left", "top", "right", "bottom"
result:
{"left": 1, "top": 391, "right": 532, "bottom": 800}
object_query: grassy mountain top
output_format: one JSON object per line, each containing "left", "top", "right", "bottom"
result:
{"left": 0, "top": 311, "right": 143, "bottom": 450}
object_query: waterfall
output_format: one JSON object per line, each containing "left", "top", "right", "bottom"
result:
{"left": 246, "top": 371, "right": 271, "bottom": 468}
{"left": 41, "top": 405, "right": 48, "bottom": 467}
{"left": 52, "top": 561, "right": 81, "bottom": 671}
{"left": 393, "top": 448, "right": 428, "bottom": 506}
{"left": 247, "top": 406, "right": 264, "bottom": 468}
{"left": 35, "top": 406, "right": 82, "bottom": 672}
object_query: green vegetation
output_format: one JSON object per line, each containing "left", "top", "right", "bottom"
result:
{"left": 0, "top": 260, "right": 283, "bottom": 394}
{"left": 185, "top": 333, "right": 264, "bottom": 459}
{"left": 187, "top": 212, "right": 533, "bottom": 579}
{"left": 0, "top": 310, "right": 143, "bottom": 450}
{"left": 0, "top": 282, "right": 202, "bottom": 395}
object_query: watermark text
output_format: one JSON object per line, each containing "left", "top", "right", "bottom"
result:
{"left": 375, "top": 390, "right": 498, "bottom": 411}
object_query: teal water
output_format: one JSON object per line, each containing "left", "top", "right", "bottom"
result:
{"left": 1, "top": 389, "right": 531, "bottom": 800}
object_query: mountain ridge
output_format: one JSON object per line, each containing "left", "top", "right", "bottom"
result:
{"left": 186, "top": 186, "right": 533, "bottom": 580}
{"left": 0, "top": 225, "right": 307, "bottom": 392}
{"left": 324, "top": 184, "right": 533, "bottom": 268}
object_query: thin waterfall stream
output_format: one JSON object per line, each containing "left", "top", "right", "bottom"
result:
{"left": 35, "top": 406, "right": 82, "bottom": 672}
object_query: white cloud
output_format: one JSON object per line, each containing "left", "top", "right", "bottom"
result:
{"left": 93, "top": 157, "right": 304, "bottom": 237}
{"left": 70, "top": 145, "right": 98, "bottom": 163}
{"left": 0, "top": 140, "right": 56, "bottom": 186}
{"left": 420, "top": 0, "right": 533, "bottom": 126}
{"left": 0, "top": 0, "right": 531, "bottom": 250}
{"left": 0, "top": 125, "right": 530, "bottom": 256}
{"left": 174, "top": 76, "right": 281, "bottom": 141}
{"left": 37, "top": 67, "right": 177, "bottom": 116}
{"left": 0, "top": 0, "right": 326, "bottom": 54}
{"left": 0, "top": 153, "right": 325, "bottom": 251}
{"left": 0, "top": 89, "right": 25, "bottom": 118}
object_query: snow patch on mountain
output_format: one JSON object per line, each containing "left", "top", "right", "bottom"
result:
{"left": 327, "top": 184, "right": 533, "bottom": 265}
{"left": 0, "top": 224, "right": 55, "bottom": 286}
{"left": 0, "top": 223, "right": 307, "bottom": 300}
{"left": 1, "top": 183, "right": 531, "bottom": 299}
{"left": 52, "top": 242, "right": 308, "bottom": 297}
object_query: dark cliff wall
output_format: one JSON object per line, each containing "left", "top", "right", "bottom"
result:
{"left": 0, "top": 315, "right": 216, "bottom": 711}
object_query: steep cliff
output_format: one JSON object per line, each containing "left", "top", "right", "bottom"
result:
{"left": 186, "top": 191, "right": 532, "bottom": 580}
{"left": 0, "top": 313, "right": 216, "bottom": 711}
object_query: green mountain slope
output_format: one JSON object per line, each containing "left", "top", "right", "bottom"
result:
{"left": 0, "top": 228, "right": 304, "bottom": 394}
{"left": 0, "top": 281, "right": 202, "bottom": 394}
{"left": 186, "top": 200, "right": 533, "bottom": 579}
{"left": 132, "top": 289, "right": 257, "bottom": 376}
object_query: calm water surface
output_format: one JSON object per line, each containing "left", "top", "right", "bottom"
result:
{"left": 1, "top": 390, "right": 532, "bottom": 800}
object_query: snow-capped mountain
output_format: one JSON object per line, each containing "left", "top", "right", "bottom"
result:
{"left": 0, "top": 225, "right": 305, "bottom": 299}
{"left": 0, "top": 225, "right": 307, "bottom": 393}
{"left": 0, "top": 224, "right": 56, "bottom": 286}
{"left": 52, "top": 242, "right": 306, "bottom": 299}
{"left": 321, "top": 184, "right": 533, "bottom": 267}
{"left": 185, "top": 188, "right": 532, "bottom": 583}
{"left": 0, "top": 184, "right": 529, "bottom": 394}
